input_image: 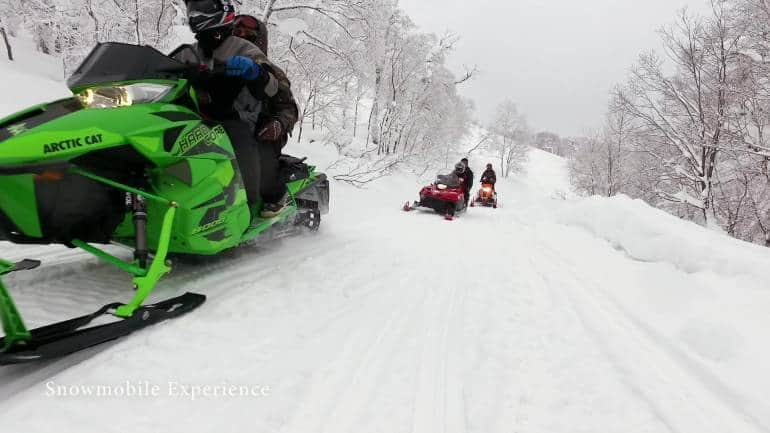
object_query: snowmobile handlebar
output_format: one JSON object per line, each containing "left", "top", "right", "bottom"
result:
{"left": 158, "top": 64, "right": 229, "bottom": 81}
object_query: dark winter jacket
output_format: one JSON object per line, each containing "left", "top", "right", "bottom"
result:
{"left": 171, "top": 35, "right": 298, "bottom": 137}
{"left": 257, "top": 62, "right": 298, "bottom": 148}
{"left": 480, "top": 169, "right": 497, "bottom": 185}
{"left": 245, "top": 18, "right": 269, "bottom": 55}
{"left": 463, "top": 166, "right": 474, "bottom": 192}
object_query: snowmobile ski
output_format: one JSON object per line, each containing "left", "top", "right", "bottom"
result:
{"left": 8, "top": 260, "right": 42, "bottom": 272}
{"left": 0, "top": 292, "right": 205, "bottom": 365}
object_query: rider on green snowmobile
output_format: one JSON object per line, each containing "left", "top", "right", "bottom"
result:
{"left": 173, "top": 0, "right": 299, "bottom": 218}
{"left": 232, "top": 13, "right": 299, "bottom": 172}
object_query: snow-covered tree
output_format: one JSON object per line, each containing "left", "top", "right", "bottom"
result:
{"left": 568, "top": 98, "right": 634, "bottom": 198}
{"left": 488, "top": 100, "right": 530, "bottom": 178}
{"left": 533, "top": 131, "right": 561, "bottom": 155}
{"left": 602, "top": 2, "right": 745, "bottom": 226}
{"left": 5, "top": 0, "right": 180, "bottom": 72}
{"left": 571, "top": 0, "right": 770, "bottom": 245}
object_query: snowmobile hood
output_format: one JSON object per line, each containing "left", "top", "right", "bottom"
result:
{"left": 0, "top": 101, "right": 198, "bottom": 165}
{"left": 0, "top": 98, "right": 82, "bottom": 143}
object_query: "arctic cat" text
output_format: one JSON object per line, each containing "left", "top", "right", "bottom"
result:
{"left": 43, "top": 134, "right": 103, "bottom": 154}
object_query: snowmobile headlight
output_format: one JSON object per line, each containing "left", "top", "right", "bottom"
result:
{"left": 77, "top": 83, "right": 174, "bottom": 108}
{"left": 437, "top": 184, "right": 448, "bottom": 190}
{"left": 483, "top": 187, "right": 492, "bottom": 193}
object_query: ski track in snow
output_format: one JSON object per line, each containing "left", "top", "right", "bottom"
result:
{"left": 1, "top": 149, "right": 769, "bottom": 433}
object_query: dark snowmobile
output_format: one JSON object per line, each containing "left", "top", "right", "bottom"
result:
{"left": 403, "top": 175, "right": 466, "bottom": 221}
{"left": 0, "top": 43, "right": 329, "bottom": 364}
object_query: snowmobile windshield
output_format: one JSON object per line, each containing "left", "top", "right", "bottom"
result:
{"left": 436, "top": 174, "right": 460, "bottom": 188}
{"left": 67, "top": 42, "right": 188, "bottom": 90}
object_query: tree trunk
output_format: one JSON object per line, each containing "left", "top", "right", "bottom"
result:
{"left": 155, "top": 0, "right": 167, "bottom": 45}
{"left": 500, "top": 137, "right": 507, "bottom": 178}
{"left": 297, "top": 119, "right": 304, "bottom": 144}
{"left": 134, "top": 0, "right": 142, "bottom": 44}
{"left": 369, "top": 66, "right": 383, "bottom": 149}
{"left": 1, "top": 27, "right": 12, "bottom": 61}
{"left": 353, "top": 95, "right": 361, "bottom": 137}
{"left": 366, "top": 104, "right": 375, "bottom": 148}
{"left": 262, "top": 0, "right": 279, "bottom": 22}
{"left": 607, "top": 142, "right": 613, "bottom": 197}
{"left": 86, "top": 0, "right": 101, "bottom": 43}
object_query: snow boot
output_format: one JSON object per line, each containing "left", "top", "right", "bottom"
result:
{"left": 261, "top": 192, "right": 290, "bottom": 218}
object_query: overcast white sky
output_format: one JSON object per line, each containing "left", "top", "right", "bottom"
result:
{"left": 398, "top": 0, "right": 709, "bottom": 137}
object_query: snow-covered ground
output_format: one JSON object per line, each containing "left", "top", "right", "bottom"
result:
{"left": 2, "top": 55, "right": 770, "bottom": 433}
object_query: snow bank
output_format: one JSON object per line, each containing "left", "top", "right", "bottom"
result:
{"left": 527, "top": 145, "right": 770, "bottom": 281}
{"left": 0, "top": 36, "right": 71, "bottom": 118}
{"left": 557, "top": 194, "right": 770, "bottom": 280}
{"left": 0, "top": 35, "right": 64, "bottom": 81}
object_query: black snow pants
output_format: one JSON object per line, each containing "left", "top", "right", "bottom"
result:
{"left": 257, "top": 138, "right": 286, "bottom": 204}
{"left": 223, "top": 120, "right": 286, "bottom": 205}
{"left": 224, "top": 120, "right": 261, "bottom": 205}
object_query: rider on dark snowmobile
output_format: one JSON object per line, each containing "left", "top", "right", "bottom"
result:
{"left": 480, "top": 163, "right": 497, "bottom": 191}
{"left": 172, "top": 0, "right": 298, "bottom": 218}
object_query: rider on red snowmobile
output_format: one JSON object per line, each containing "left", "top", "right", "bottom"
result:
{"left": 447, "top": 162, "right": 470, "bottom": 205}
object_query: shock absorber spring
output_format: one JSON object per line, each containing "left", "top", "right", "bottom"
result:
{"left": 130, "top": 193, "right": 148, "bottom": 269}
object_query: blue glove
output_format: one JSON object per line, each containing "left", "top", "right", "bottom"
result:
{"left": 226, "top": 56, "right": 261, "bottom": 80}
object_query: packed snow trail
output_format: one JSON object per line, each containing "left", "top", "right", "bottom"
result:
{"left": 2, "top": 149, "right": 770, "bottom": 433}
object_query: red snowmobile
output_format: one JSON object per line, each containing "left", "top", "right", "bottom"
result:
{"left": 471, "top": 183, "right": 498, "bottom": 208}
{"left": 403, "top": 175, "right": 467, "bottom": 220}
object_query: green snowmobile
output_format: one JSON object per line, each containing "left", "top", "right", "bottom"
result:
{"left": 0, "top": 42, "right": 329, "bottom": 364}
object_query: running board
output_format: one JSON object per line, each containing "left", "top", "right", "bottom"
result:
{"left": 0, "top": 292, "right": 205, "bottom": 365}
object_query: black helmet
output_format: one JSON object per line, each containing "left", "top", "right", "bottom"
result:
{"left": 454, "top": 162, "right": 465, "bottom": 173}
{"left": 460, "top": 158, "right": 469, "bottom": 166}
{"left": 486, "top": 163, "right": 493, "bottom": 169}
{"left": 186, "top": 0, "right": 236, "bottom": 33}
